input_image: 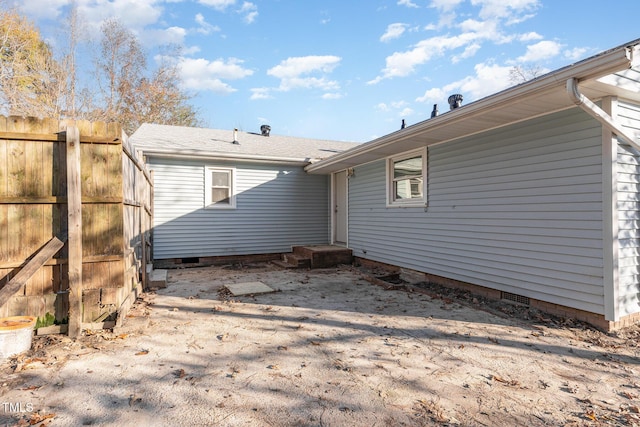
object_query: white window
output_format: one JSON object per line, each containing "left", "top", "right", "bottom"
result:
{"left": 387, "top": 149, "right": 427, "bottom": 207}
{"left": 205, "top": 167, "right": 236, "bottom": 208}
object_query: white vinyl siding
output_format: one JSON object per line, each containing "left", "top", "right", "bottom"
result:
{"left": 616, "top": 100, "right": 640, "bottom": 317}
{"left": 348, "top": 108, "right": 606, "bottom": 314}
{"left": 149, "top": 158, "right": 330, "bottom": 259}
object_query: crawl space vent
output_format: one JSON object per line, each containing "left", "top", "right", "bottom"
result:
{"left": 501, "top": 291, "right": 530, "bottom": 305}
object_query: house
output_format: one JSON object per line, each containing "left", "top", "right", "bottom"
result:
{"left": 304, "top": 39, "right": 640, "bottom": 331}
{"left": 130, "top": 124, "right": 359, "bottom": 267}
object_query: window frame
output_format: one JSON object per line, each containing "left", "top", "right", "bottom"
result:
{"left": 386, "top": 148, "right": 427, "bottom": 208}
{"left": 204, "top": 166, "right": 237, "bottom": 209}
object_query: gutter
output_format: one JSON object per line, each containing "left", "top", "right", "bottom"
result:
{"left": 566, "top": 78, "right": 640, "bottom": 150}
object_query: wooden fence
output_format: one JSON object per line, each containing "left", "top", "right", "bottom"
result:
{"left": 0, "top": 116, "right": 152, "bottom": 336}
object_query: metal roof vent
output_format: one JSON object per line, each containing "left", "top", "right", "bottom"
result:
{"left": 260, "top": 124, "right": 271, "bottom": 137}
{"left": 401, "top": 119, "right": 406, "bottom": 129}
{"left": 431, "top": 104, "right": 439, "bottom": 118}
{"left": 233, "top": 128, "right": 239, "bottom": 144}
{"left": 448, "top": 94, "right": 463, "bottom": 110}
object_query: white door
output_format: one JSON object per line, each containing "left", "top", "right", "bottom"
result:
{"left": 333, "top": 170, "right": 348, "bottom": 245}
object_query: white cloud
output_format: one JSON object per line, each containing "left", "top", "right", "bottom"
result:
{"left": 239, "top": 2, "right": 258, "bottom": 24}
{"left": 370, "top": 0, "right": 546, "bottom": 84}
{"left": 179, "top": 57, "right": 254, "bottom": 93}
{"left": 518, "top": 32, "right": 543, "bottom": 42}
{"left": 198, "top": 0, "right": 236, "bottom": 11}
{"left": 181, "top": 45, "right": 201, "bottom": 55}
{"left": 76, "top": 0, "right": 163, "bottom": 31}
{"left": 416, "top": 87, "right": 447, "bottom": 104}
{"left": 322, "top": 92, "right": 343, "bottom": 100}
{"left": 564, "top": 47, "right": 589, "bottom": 61}
{"left": 368, "top": 34, "right": 475, "bottom": 83}
{"left": 195, "top": 13, "right": 221, "bottom": 34}
{"left": 140, "top": 26, "right": 187, "bottom": 46}
{"left": 269, "top": 56, "right": 341, "bottom": 78}
{"left": 266, "top": 56, "right": 341, "bottom": 92}
{"left": 429, "top": 0, "right": 465, "bottom": 12}
{"left": 16, "top": 0, "right": 67, "bottom": 20}
{"left": 380, "top": 23, "right": 409, "bottom": 43}
{"left": 416, "top": 62, "right": 514, "bottom": 105}
{"left": 452, "top": 43, "right": 481, "bottom": 63}
{"left": 471, "top": 0, "right": 540, "bottom": 21}
{"left": 398, "top": 0, "right": 419, "bottom": 8}
{"left": 391, "top": 100, "right": 408, "bottom": 109}
{"left": 277, "top": 76, "right": 340, "bottom": 92}
{"left": 517, "top": 40, "right": 562, "bottom": 62}
{"left": 376, "top": 101, "right": 412, "bottom": 115}
{"left": 250, "top": 88, "right": 272, "bottom": 100}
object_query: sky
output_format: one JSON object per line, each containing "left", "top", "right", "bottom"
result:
{"left": 13, "top": 0, "right": 640, "bottom": 142}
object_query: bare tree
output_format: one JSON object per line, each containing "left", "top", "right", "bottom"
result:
{"left": 92, "top": 18, "right": 145, "bottom": 127}
{"left": 59, "top": 1, "right": 81, "bottom": 118}
{"left": 509, "top": 65, "right": 544, "bottom": 85}
{"left": 127, "top": 47, "right": 201, "bottom": 131}
{"left": 0, "top": 4, "right": 65, "bottom": 117}
{"left": 1, "top": 6, "right": 201, "bottom": 131}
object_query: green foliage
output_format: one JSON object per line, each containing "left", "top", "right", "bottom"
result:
{"left": 35, "top": 312, "right": 56, "bottom": 329}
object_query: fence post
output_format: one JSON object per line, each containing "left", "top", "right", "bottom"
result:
{"left": 66, "top": 126, "right": 83, "bottom": 338}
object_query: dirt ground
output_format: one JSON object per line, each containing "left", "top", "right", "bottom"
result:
{"left": 1, "top": 263, "right": 640, "bottom": 427}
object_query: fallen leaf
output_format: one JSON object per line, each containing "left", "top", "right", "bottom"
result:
{"left": 267, "top": 364, "right": 280, "bottom": 370}
{"left": 585, "top": 410, "right": 597, "bottom": 421}
{"left": 491, "top": 375, "right": 519, "bottom": 386}
{"left": 488, "top": 337, "right": 499, "bottom": 344}
{"left": 135, "top": 350, "right": 149, "bottom": 356}
{"left": 309, "top": 341, "right": 321, "bottom": 346}
{"left": 175, "top": 369, "right": 186, "bottom": 378}
{"left": 29, "top": 412, "right": 56, "bottom": 425}
{"left": 623, "top": 391, "right": 638, "bottom": 399}
{"left": 21, "top": 385, "right": 42, "bottom": 391}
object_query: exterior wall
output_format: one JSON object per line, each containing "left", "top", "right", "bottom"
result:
{"left": 616, "top": 99, "right": 640, "bottom": 317}
{"left": 348, "top": 107, "right": 607, "bottom": 315}
{"left": 148, "top": 157, "right": 330, "bottom": 259}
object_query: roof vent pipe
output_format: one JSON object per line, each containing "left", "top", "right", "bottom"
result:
{"left": 431, "top": 104, "right": 439, "bottom": 118}
{"left": 448, "top": 94, "right": 463, "bottom": 110}
{"left": 401, "top": 119, "right": 406, "bottom": 129}
{"left": 233, "top": 128, "right": 239, "bottom": 144}
{"left": 260, "top": 124, "right": 271, "bottom": 137}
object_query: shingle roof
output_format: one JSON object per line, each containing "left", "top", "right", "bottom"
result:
{"left": 130, "top": 123, "right": 360, "bottom": 163}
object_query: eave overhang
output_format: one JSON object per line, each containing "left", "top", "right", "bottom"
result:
{"left": 139, "top": 147, "right": 315, "bottom": 166}
{"left": 306, "top": 39, "right": 640, "bottom": 175}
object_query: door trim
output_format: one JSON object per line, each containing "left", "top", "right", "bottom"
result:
{"left": 331, "top": 170, "right": 348, "bottom": 246}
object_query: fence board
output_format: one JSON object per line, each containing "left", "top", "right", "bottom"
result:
{"left": 66, "top": 125, "right": 82, "bottom": 338}
{"left": 0, "top": 236, "right": 65, "bottom": 306}
{"left": 0, "top": 116, "right": 152, "bottom": 334}
{"left": 0, "top": 140, "right": 7, "bottom": 196}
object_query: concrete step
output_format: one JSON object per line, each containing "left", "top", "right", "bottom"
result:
{"left": 149, "top": 269, "right": 168, "bottom": 289}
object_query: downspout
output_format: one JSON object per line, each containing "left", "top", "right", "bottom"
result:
{"left": 567, "top": 77, "right": 636, "bottom": 324}
{"left": 566, "top": 78, "right": 639, "bottom": 150}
